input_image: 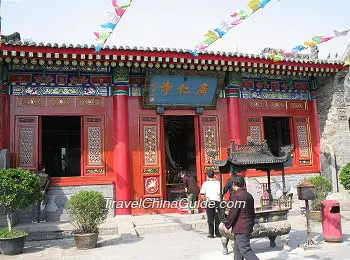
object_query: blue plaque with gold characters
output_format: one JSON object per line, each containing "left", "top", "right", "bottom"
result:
{"left": 142, "top": 70, "right": 224, "bottom": 109}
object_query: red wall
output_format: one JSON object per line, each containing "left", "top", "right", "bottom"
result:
{"left": 238, "top": 99, "right": 320, "bottom": 176}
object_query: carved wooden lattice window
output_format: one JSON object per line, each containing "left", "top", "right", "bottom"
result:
{"left": 83, "top": 116, "right": 105, "bottom": 175}
{"left": 19, "top": 128, "right": 35, "bottom": 166}
{"left": 15, "top": 116, "right": 39, "bottom": 170}
{"left": 296, "top": 125, "right": 309, "bottom": 157}
{"left": 143, "top": 125, "right": 158, "bottom": 165}
{"left": 247, "top": 117, "right": 263, "bottom": 143}
{"left": 87, "top": 126, "right": 102, "bottom": 165}
{"left": 203, "top": 126, "right": 217, "bottom": 164}
{"left": 200, "top": 116, "right": 219, "bottom": 167}
{"left": 294, "top": 117, "right": 312, "bottom": 165}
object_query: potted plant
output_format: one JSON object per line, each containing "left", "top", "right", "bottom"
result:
{"left": 339, "top": 162, "right": 350, "bottom": 191}
{"left": 0, "top": 168, "right": 42, "bottom": 255}
{"left": 307, "top": 176, "right": 332, "bottom": 221}
{"left": 65, "top": 190, "right": 108, "bottom": 249}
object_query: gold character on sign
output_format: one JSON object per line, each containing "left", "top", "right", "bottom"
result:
{"left": 178, "top": 84, "right": 190, "bottom": 95}
{"left": 195, "top": 82, "right": 208, "bottom": 96}
{"left": 160, "top": 80, "right": 172, "bottom": 96}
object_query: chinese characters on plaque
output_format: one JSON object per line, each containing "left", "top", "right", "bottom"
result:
{"left": 145, "top": 75, "right": 218, "bottom": 107}
{"left": 157, "top": 80, "right": 209, "bottom": 96}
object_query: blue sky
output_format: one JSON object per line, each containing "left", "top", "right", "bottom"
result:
{"left": 2, "top": 0, "right": 349, "bottom": 58}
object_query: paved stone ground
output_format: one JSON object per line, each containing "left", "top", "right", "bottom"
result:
{"left": 2, "top": 214, "right": 350, "bottom": 260}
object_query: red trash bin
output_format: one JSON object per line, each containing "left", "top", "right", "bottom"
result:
{"left": 321, "top": 200, "right": 342, "bottom": 242}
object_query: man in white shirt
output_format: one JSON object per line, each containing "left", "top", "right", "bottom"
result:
{"left": 200, "top": 170, "right": 221, "bottom": 238}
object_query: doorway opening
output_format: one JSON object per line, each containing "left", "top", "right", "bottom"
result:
{"left": 263, "top": 117, "right": 292, "bottom": 165}
{"left": 42, "top": 116, "right": 81, "bottom": 177}
{"left": 164, "top": 116, "right": 196, "bottom": 201}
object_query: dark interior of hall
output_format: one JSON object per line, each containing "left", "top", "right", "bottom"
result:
{"left": 41, "top": 116, "right": 81, "bottom": 177}
{"left": 164, "top": 116, "right": 196, "bottom": 200}
{"left": 263, "top": 117, "right": 292, "bottom": 166}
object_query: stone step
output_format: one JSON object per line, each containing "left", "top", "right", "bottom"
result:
{"left": 134, "top": 219, "right": 207, "bottom": 236}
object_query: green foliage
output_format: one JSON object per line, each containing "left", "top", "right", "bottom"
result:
{"left": 0, "top": 168, "right": 42, "bottom": 234}
{"left": 65, "top": 191, "right": 108, "bottom": 234}
{"left": 0, "top": 168, "right": 42, "bottom": 214}
{"left": 0, "top": 228, "right": 27, "bottom": 238}
{"left": 339, "top": 162, "right": 350, "bottom": 190}
{"left": 307, "top": 176, "right": 332, "bottom": 211}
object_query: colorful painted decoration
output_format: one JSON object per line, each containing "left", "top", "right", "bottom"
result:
{"left": 269, "top": 29, "right": 350, "bottom": 62}
{"left": 190, "top": 0, "right": 274, "bottom": 56}
{"left": 94, "top": 0, "right": 133, "bottom": 52}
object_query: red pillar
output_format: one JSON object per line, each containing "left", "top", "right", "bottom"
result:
{"left": 113, "top": 85, "right": 131, "bottom": 215}
{"left": 226, "top": 87, "right": 241, "bottom": 144}
{"left": 310, "top": 91, "right": 321, "bottom": 171}
{"left": 1, "top": 83, "right": 7, "bottom": 149}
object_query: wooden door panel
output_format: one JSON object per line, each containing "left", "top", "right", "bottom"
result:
{"left": 139, "top": 115, "right": 163, "bottom": 198}
{"left": 247, "top": 117, "right": 264, "bottom": 143}
{"left": 294, "top": 117, "right": 312, "bottom": 166}
{"left": 83, "top": 116, "right": 105, "bottom": 176}
{"left": 15, "top": 116, "right": 39, "bottom": 170}
{"left": 199, "top": 116, "right": 220, "bottom": 175}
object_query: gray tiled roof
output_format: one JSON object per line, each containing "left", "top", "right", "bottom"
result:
{"left": 1, "top": 40, "right": 345, "bottom": 65}
{"left": 230, "top": 151, "right": 289, "bottom": 165}
{"left": 214, "top": 141, "right": 292, "bottom": 167}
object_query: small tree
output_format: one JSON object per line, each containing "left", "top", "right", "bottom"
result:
{"left": 307, "top": 176, "right": 332, "bottom": 211}
{"left": 339, "top": 162, "right": 350, "bottom": 190}
{"left": 0, "top": 168, "right": 42, "bottom": 233}
{"left": 65, "top": 191, "right": 108, "bottom": 234}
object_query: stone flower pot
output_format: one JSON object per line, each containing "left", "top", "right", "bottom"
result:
{"left": 73, "top": 232, "right": 99, "bottom": 249}
{"left": 0, "top": 234, "right": 27, "bottom": 255}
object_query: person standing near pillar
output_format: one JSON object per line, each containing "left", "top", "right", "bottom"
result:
{"left": 222, "top": 175, "right": 259, "bottom": 260}
{"left": 200, "top": 170, "right": 221, "bottom": 238}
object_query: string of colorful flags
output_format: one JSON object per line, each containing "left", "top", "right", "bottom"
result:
{"left": 269, "top": 29, "right": 350, "bottom": 63}
{"left": 189, "top": 0, "right": 273, "bottom": 56}
{"left": 94, "top": 0, "right": 133, "bottom": 52}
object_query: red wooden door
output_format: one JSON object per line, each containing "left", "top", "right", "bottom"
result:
{"left": 293, "top": 117, "right": 312, "bottom": 167}
{"left": 139, "top": 115, "right": 164, "bottom": 200}
{"left": 15, "top": 116, "right": 39, "bottom": 170}
{"left": 82, "top": 116, "right": 105, "bottom": 176}
{"left": 198, "top": 115, "right": 220, "bottom": 181}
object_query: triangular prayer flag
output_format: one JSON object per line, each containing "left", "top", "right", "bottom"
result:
{"left": 312, "top": 36, "right": 323, "bottom": 44}
{"left": 320, "top": 36, "right": 335, "bottom": 43}
{"left": 259, "top": 0, "right": 270, "bottom": 8}
{"left": 247, "top": 0, "right": 261, "bottom": 12}
{"left": 99, "top": 32, "right": 111, "bottom": 41}
{"left": 101, "top": 22, "right": 117, "bottom": 30}
{"left": 214, "top": 28, "right": 226, "bottom": 38}
{"left": 304, "top": 41, "right": 316, "bottom": 47}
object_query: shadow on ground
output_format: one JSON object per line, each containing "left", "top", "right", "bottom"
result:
{"left": 97, "top": 236, "right": 143, "bottom": 248}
